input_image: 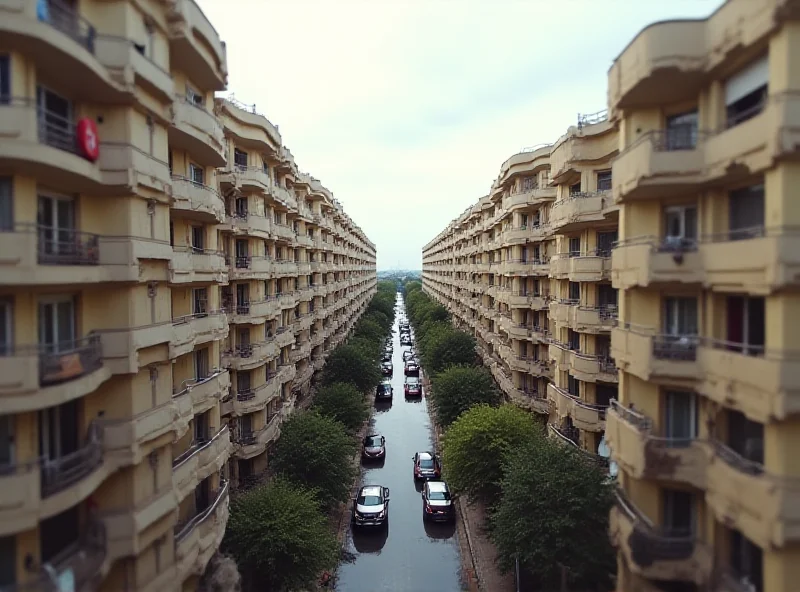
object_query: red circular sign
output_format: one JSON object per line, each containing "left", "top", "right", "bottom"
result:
{"left": 76, "top": 118, "right": 100, "bottom": 162}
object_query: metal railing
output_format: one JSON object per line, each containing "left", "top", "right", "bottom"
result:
{"left": 39, "top": 0, "right": 97, "bottom": 54}
{"left": 41, "top": 423, "right": 103, "bottom": 498}
{"left": 578, "top": 109, "right": 609, "bottom": 127}
{"left": 36, "top": 225, "right": 101, "bottom": 266}
{"left": 38, "top": 334, "right": 103, "bottom": 386}
{"left": 38, "top": 107, "right": 80, "bottom": 154}
{"left": 174, "top": 479, "right": 229, "bottom": 543}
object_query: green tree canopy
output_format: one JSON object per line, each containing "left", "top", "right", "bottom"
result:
{"left": 490, "top": 438, "right": 616, "bottom": 590}
{"left": 353, "top": 317, "right": 385, "bottom": 344}
{"left": 271, "top": 410, "right": 357, "bottom": 510}
{"left": 321, "top": 344, "right": 381, "bottom": 392}
{"left": 424, "top": 330, "right": 477, "bottom": 375}
{"left": 441, "top": 404, "right": 540, "bottom": 503}
{"left": 346, "top": 336, "right": 381, "bottom": 363}
{"left": 313, "top": 382, "right": 369, "bottom": 433}
{"left": 363, "top": 309, "right": 392, "bottom": 333}
{"left": 430, "top": 365, "right": 500, "bottom": 426}
{"left": 223, "top": 478, "right": 338, "bottom": 592}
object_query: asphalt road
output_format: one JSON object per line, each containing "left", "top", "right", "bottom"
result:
{"left": 335, "top": 294, "right": 464, "bottom": 592}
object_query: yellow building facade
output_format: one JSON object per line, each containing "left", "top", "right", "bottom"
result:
{"left": 423, "top": 0, "right": 800, "bottom": 590}
{"left": 0, "top": 1, "right": 376, "bottom": 590}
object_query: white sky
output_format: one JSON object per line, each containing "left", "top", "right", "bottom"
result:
{"left": 197, "top": 0, "right": 723, "bottom": 270}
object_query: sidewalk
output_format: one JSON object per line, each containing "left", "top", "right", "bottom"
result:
{"left": 425, "top": 376, "right": 514, "bottom": 592}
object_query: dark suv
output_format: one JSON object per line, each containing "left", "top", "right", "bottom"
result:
{"left": 412, "top": 451, "right": 441, "bottom": 480}
{"left": 376, "top": 380, "right": 393, "bottom": 400}
{"left": 352, "top": 485, "right": 390, "bottom": 528}
{"left": 422, "top": 480, "right": 455, "bottom": 522}
{"left": 362, "top": 434, "right": 386, "bottom": 460}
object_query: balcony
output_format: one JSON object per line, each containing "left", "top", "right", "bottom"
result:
{"left": 271, "top": 223, "right": 295, "bottom": 243}
{"left": 169, "top": 247, "right": 227, "bottom": 284}
{"left": 507, "top": 387, "right": 550, "bottom": 414}
{"left": 611, "top": 324, "right": 699, "bottom": 385}
{"left": 1, "top": 0, "right": 120, "bottom": 102}
{"left": 608, "top": 20, "right": 706, "bottom": 112}
{"left": 224, "top": 212, "right": 271, "bottom": 237}
{"left": 170, "top": 312, "right": 228, "bottom": 358}
{"left": 550, "top": 301, "right": 617, "bottom": 333}
{"left": 222, "top": 340, "right": 279, "bottom": 371}
{"left": 549, "top": 192, "right": 617, "bottom": 233}
{"left": 171, "top": 175, "right": 225, "bottom": 222}
{"left": 568, "top": 351, "right": 618, "bottom": 383}
{"left": 227, "top": 297, "right": 279, "bottom": 325}
{"left": 173, "top": 426, "right": 232, "bottom": 502}
{"left": 217, "top": 98, "right": 281, "bottom": 154}
{"left": 0, "top": 334, "right": 110, "bottom": 412}
{"left": 548, "top": 383, "right": 607, "bottom": 432}
{"left": 236, "top": 413, "right": 282, "bottom": 459}
{"left": 500, "top": 187, "right": 556, "bottom": 211}
{"left": 550, "top": 252, "right": 612, "bottom": 282}
{"left": 610, "top": 489, "right": 712, "bottom": 585}
{"left": 604, "top": 401, "right": 707, "bottom": 490}
{"left": 612, "top": 237, "right": 704, "bottom": 290}
{"left": 174, "top": 480, "right": 230, "bottom": 582}
{"left": 547, "top": 423, "right": 609, "bottom": 467}
{"left": 227, "top": 255, "right": 272, "bottom": 279}
{"left": 167, "top": 0, "right": 227, "bottom": 90}
{"left": 231, "top": 378, "right": 281, "bottom": 416}
{"left": 95, "top": 35, "right": 173, "bottom": 102}
{"left": 706, "top": 440, "right": 800, "bottom": 548}
{"left": 169, "top": 97, "right": 226, "bottom": 167}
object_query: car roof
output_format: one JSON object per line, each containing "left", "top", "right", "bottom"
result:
{"left": 417, "top": 451, "right": 434, "bottom": 460}
{"left": 365, "top": 433, "right": 382, "bottom": 439}
{"left": 360, "top": 485, "right": 383, "bottom": 496}
{"left": 428, "top": 481, "right": 448, "bottom": 492}
{"left": 406, "top": 376, "right": 419, "bottom": 382}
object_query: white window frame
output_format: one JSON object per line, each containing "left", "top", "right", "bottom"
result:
{"left": 663, "top": 205, "right": 698, "bottom": 241}
{"left": 38, "top": 294, "right": 76, "bottom": 350}
{"left": 189, "top": 163, "right": 204, "bottom": 186}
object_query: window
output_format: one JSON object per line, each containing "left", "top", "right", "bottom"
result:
{"left": 521, "top": 176, "right": 537, "bottom": 191}
{"left": 194, "top": 348, "right": 208, "bottom": 380}
{"left": 37, "top": 86, "right": 73, "bottom": 152}
{"left": 0, "top": 55, "right": 9, "bottom": 103}
{"left": 663, "top": 297, "right": 698, "bottom": 336}
{"left": 234, "top": 197, "right": 247, "bottom": 218}
{"left": 730, "top": 528, "right": 763, "bottom": 592}
{"left": 665, "top": 110, "right": 699, "bottom": 150}
{"left": 725, "top": 296, "right": 765, "bottom": 355}
{"left": 568, "top": 237, "right": 580, "bottom": 257}
{"left": 186, "top": 85, "right": 204, "bottom": 107}
{"left": 662, "top": 205, "right": 698, "bottom": 250}
{"left": 569, "top": 181, "right": 581, "bottom": 196}
{"left": 192, "top": 288, "right": 207, "bottom": 316}
{"left": 0, "top": 535, "right": 14, "bottom": 586}
{"left": 190, "top": 226, "right": 204, "bottom": 252}
{"left": 664, "top": 391, "right": 698, "bottom": 445}
{"left": 662, "top": 489, "right": 695, "bottom": 536}
{"left": 725, "top": 55, "right": 768, "bottom": 128}
{"left": 568, "top": 282, "right": 580, "bottom": 302}
{"left": 189, "top": 163, "right": 204, "bottom": 185}
{"left": 598, "top": 284, "right": 617, "bottom": 309}
{"left": 234, "top": 148, "right": 248, "bottom": 169}
{"left": 0, "top": 177, "right": 11, "bottom": 231}
{"left": 729, "top": 184, "right": 765, "bottom": 240}
{"left": 568, "top": 329, "right": 580, "bottom": 351}
{"left": 597, "top": 231, "right": 617, "bottom": 256}
{"left": 38, "top": 296, "right": 75, "bottom": 350}
{"left": 0, "top": 298, "right": 11, "bottom": 355}
{"left": 596, "top": 170, "right": 612, "bottom": 192}
{"left": 38, "top": 194, "right": 75, "bottom": 259}
{"left": 194, "top": 411, "right": 209, "bottom": 443}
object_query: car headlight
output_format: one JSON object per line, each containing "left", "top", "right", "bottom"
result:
{"left": 377, "top": 510, "right": 386, "bottom": 518}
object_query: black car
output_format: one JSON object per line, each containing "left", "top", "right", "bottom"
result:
{"left": 412, "top": 451, "right": 442, "bottom": 480}
{"left": 381, "top": 351, "right": 392, "bottom": 362}
{"left": 376, "top": 380, "right": 393, "bottom": 399}
{"left": 404, "top": 376, "right": 422, "bottom": 397}
{"left": 404, "top": 360, "right": 420, "bottom": 376}
{"left": 362, "top": 434, "right": 386, "bottom": 460}
{"left": 422, "top": 480, "right": 455, "bottom": 522}
{"left": 352, "top": 485, "right": 390, "bottom": 528}
{"left": 400, "top": 337, "right": 412, "bottom": 346}
{"left": 402, "top": 350, "right": 416, "bottom": 362}
{"left": 381, "top": 361, "right": 393, "bottom": 376}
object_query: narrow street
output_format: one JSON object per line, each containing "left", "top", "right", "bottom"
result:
{"left": 335, "top": 293, "right": 464, "bottom": 591}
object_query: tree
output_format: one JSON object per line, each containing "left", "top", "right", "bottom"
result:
{"left": 271, "top": 410, "right": 357, "bottom": 510}
{"left": 363, "top": 309, "right": 392, "bottom": 333}
{"left": 223, "top": 479, "right": 338, "bottom": 592}
{"left": 353, "top": 317, "right": 385, "bottom": 344}
{"left": 424, "top": 330, "right": 477, "bottom": 375}
{"left": 321, "top": 344, "right": 381, "bottom": 392}
{"left": 441, "top": 404, "right": 539, "bottom": 503}
{"left": 430, "top": 365, "right": 500, "bottom": 426}
{"left": 346, "top": 336, "right": 381, "bottom": 363}
{"left": 489, "top": 438, "right": 616, "bottom": 590}
{"left": 313, "top": 382, "right": 369, "bottom": 433}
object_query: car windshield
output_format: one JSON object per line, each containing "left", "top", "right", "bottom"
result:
{"left": 365, "top": 437, "right": 382, "bottom": 447}
{"left": 419, "top": 459, "right": 434, "bottom": 469}
{"left": 407, "top": 378, "right": 419, "bottom": 386}
{"left": 428, "top": 490, "right": 450, "bottom": 500}
{"left": 357, "top": 495, "right": 382, "bottom": 506}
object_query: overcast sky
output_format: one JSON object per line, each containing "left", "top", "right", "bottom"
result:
{"left": 198, "top": 0, "right": 722, "bottom": 270}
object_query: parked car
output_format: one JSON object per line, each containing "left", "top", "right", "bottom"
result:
{"left": 412, "top": 451, "right": 441, "bottom": 480}
{"left": 352, "top": 485, "right": 390, "bottom": 528}
{"left": 400, "top": 337, "right": 412, "bottom": 346}
{"left": 362, "top": 434, "right": 386, "bottom": 460}
{"left": 381, "top": 361, "right": 393, "bottom": 376}
{"left": 404, "top": 376, "right": 422, "bottom": 397}
{"left": 404, "top": 360, "right": 420, "bottom": 376}
{"left": 402, "top": 350, "right": 416, "bottom": 362}
{"left": 376, "top": 380, "right": 393, "bottom": 400}
{"left": 381, "top": 351, "right": 392, "bottom": 362}
{"left": 422, "top": 480, "right": 455, "bottom": 522}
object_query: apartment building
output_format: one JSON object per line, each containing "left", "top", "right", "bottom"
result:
{"left": 604, "top": 0, "right": 800, "bottom": 590}
{"left": 0, "top": 1, "right": 376, "bottom": 591}
{"left": 424, "top": 0, "right": 800, "bottom": 590}
{"left": 422, "top": 124, "right": 620, "bottom": 466}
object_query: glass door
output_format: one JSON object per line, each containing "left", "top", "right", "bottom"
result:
{"left": 38, "top": 297, "right": 75, "bottom": 353}
{"left": 38, "top": 194, "right": 75, "bottom": 261}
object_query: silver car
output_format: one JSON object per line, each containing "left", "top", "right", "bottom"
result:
{"left": 352, "top": 485, "right": 390, "bottom": 528}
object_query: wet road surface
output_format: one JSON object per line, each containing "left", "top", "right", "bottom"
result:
{"left": 335, "top": 294, "right": 464, "bottom": 592}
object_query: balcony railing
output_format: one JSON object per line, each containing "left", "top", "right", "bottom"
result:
{"left": 38, "top": 107, "right": 81, "bottom": 155}
{"left": 39, "top": 334, "right": 103, "bottom": 386}
{"left": 37, "top": 226, "right": 101, "bottom": 266}
{"left": 577, "top": 109, "right": 609, "bottom": 127}
{"left": 174, "top": 479, "right": 229, "bottom": 543}
{"left": 41, "top": 423, "right": 103, "bottom": 498}
{"left": 39, "top": 0, "right": 98, "bottom": 54}
{"left": 653, "top": 334, "right": 698, "bottom": 360}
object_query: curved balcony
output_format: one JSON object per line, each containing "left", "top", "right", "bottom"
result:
{"left": 169, "top": 247, "right": 227, "bottom": 284}
{"left": 548, "top": 383, "right": 607, "bottom": 432}
{"left": 227, "top": 297, "right": 280, "bottom": 325}
{"left": 1, "top": 0, "right": 120, "bottom": 102}
{"left": 167, "top": 0, "right": 227, "bottom": 90}
{"left": 233, "top": 165, "right": 271, "bottom": 192}
{"left": 231, "top": 377, "right": 281, "bottom": 416}
{"left": 171, "top": 175, "right": 225, "bottom": 223}
{"left": 549, "top": 301, "right": 617, "bottom": 333}
{"left": 611, "top": 324, "right": 699, "bottom": 385}
{"left": 0, "top": 334, "right": 110, "bottom": 413}
{"left": 271, "top": 223, "right": 295, "bottom": 243}
{"left": 608, "top": 20, "right": 706, "bottom": 112}
{"left": 223, "top": 212, "right": 272, "bottom": 238}
{"left": 173, "top": 426, "right": 232, "bottom": 502}
{"left": 507, "top": 386, "right": 550, "bottom": 414}
{"left": 228, "top": 255, "right": 273, "bottom": 280}
{"left": 568, "top": 351, "right": 618, "bottom": 383}
{"left": 169, "top": 97, "right": 226, "bottom": 167}
{"left": 604, "top": 401, "right": 707, "bottom": 490}
{"left": 547, "top": 423, "right": 609, "bottom": 467}
{"left": 174, "top": 480, "right": 230, "bottom": 583}
{"left": 172, "top": 370, "right": 231, "bottom": 437}
{"left": 500, "top": 187, "right": 556, "bottom": 211}
{"left": 95, "top": 34, "right": 173, "bottom": 102}
{"left": 706, "top": 440, "right": 800, "bottom": 549}
{"left": 273, "top": 260, "right": 298, "bottom": 277}
{"left": 549, "top": 118, "right": 617, "bottom": 184}
{"left": 549, "top": 192, "right": 618, "bottom": 233}
{"left": 170, "top": 311, "right": 229, "bottom": 358}
{"left": 610, "top": 489, "right": 712, "bottom": 585}
{"left": 612, "top": 236, "right": 704, "bottom": 290}
{"left": 217, "top": 98, "right": 281, "bottom": 153}
{"left": 235, "top": 412, "right": 282, "bottom": 459}
{"left": 550, "top": 251, "right": 612, "bottom": 282}
{"left": 278, "top": 291, "right": 298, "bottom": 309}
{"left": 222, "top": 340, "right": 279, "bottom": 372}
